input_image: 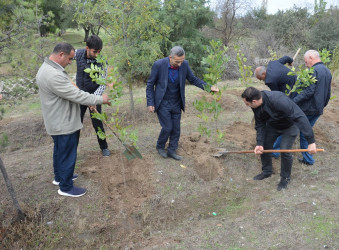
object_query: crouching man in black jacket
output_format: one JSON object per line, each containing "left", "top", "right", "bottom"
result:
{"left": 241, "top": 87, "right": 317, "bottom": 191}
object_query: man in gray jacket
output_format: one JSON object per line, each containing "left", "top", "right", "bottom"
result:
{"left": 36, "top": 43, "right": 110, "bottom": 197}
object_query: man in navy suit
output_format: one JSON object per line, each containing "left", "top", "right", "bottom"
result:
{"left": 146, "top": 46, "right": 219, "bottom": 160}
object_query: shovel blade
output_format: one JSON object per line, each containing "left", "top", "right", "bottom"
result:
{"left": 123, "top": 145, "right": 142, "bottom": 160}
{"left": 212, "top": 148, "right": 228, "bottom": 158}
{"left": 212, "top": 151, "right": 227, "bottom": 158}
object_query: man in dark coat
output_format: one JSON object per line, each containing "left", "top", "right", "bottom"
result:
{"left": 255, "top": 56, "right": 298, "bottom": 158}
{"left": 293, "top": 50, "right": 331, "bottom": 165}
{"left": 255, "top": 56, "right": 297, "bottom": 93}
{"left": 75, "top": 35, "right": 111, "bottom": 157}
{"left": 146, "top": 46, "right": 218, "bottom": 160}
{"left": 241, "top": 87, "right": 317, "bottom": 191}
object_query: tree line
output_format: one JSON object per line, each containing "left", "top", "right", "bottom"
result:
{"left": 1, "top": 0, "right": 338, "bottom": 82}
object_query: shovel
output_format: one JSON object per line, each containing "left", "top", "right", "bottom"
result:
{"left": 293, "top": 48, "right": 301, "bottom": 61}
{"left": 92, "top": 107, "right": 142, "bottom": 160}
{"left": 212, "top": 148, "right": 325, "bottom": 158}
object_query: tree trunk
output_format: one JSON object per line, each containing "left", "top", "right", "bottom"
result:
{"left": 83, "top": 26, "right": 90, "bottom": 42}
{"left": 127, "top": 74, "right": 135, "bottom": 122}
{"left": 0, "top": 156, "right": 25, "bottom": 220}
{"left": 90, "top": 25, "right": 101, "bottom": 36}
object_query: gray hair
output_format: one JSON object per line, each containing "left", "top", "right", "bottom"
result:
{"left": 255, "top": 66, "right": 266, "bottom": 77}
{"left": 304, "top": 50, "right": 320, "bottom": 59}
{"left": 170, "top": 46, "right": 185, "bottom": 57}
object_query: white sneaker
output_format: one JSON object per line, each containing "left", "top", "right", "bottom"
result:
{"left": 58, "top": 186, "right": 87, "bottom": 197}
{"left": 52, "top": 174, "right": 78, "bottom": 185}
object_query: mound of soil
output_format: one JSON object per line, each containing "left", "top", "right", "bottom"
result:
{"left": 79, "top": 150, "right": 155, "bottom": 214}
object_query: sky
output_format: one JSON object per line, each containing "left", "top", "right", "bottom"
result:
{"left": 210, "top": 0, "right": 339, "bottom": 14}
{"left": 252, "top": 0, "right": 339, "bottom": 14}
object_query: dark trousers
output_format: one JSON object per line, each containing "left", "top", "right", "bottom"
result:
{"left": 261, "top": 124, "right": 299, "bottom": 179}
{"left": 80, "top": 104, "right": 108, "bottom": 150}
{"left": 156, "top": 101, "right": 181, "bottom": 154}
{"left": 52, "top": 131, "right": 79, "bottom": 191}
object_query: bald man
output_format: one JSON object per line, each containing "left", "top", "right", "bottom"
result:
{"left": 255, "top": 56, "right": 297, "bottom": 93}
{"left": 292, "top": 50, "right": 331, "bottom": 165}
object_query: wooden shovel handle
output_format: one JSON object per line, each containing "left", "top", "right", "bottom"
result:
{"left": 229, "top": 149, "right": 324, "bottom": 154}
{"left": 293, "top": 48, "right": 301, "bottom": 61}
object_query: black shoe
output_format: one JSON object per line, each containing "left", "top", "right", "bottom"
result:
{"left": 253, "top": 172, "right": 272, "bottom": 180}
{"left": 298, "top": 158, "right": 313, "bottom": 165}
{"left": 157, "top": 148, "right": 168, "bottom": 158}
{"left": 167, "top": 151, "right": 182, "bottom": 161}
{"left": 277, "top": 178, "right": 290, "bottom": 191}
{"left": 102, "top": 148, "right": 110, "bottom": 157}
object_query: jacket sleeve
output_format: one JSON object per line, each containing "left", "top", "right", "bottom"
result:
{"left": 278, "top": 56, "right": 293, "bottom": 65}
{"left": 292, "top": 76, "right": 317, "bottom": 105}
{"left": 186, "top": 64, "right": 207, "bottom": 90}
{"left": 324, "top": 74, "right": 332, "bottom": 108}
{"left": 265, "top": 82, "right": 279, "bottom": 91}
{"left": 275, "top": 98, "right": 315, "bottom": 144}
{"left": 49, "top": 73, "right": 103, "bottom": 106}
{"left": 146, "top": 62, "right": 159, "bottom": 107}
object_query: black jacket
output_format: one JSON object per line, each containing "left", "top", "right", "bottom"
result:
{"left": 75, "top": 48, "right": 101, "bottom": 94}
{"left": 293, "top": 62, "right": 332, "bottom": 116}
{"left": 253, "top": 91, "right": 315, "bottom": 146}
{"left": 265, "top": 56, "right": 297, "bottom": 93}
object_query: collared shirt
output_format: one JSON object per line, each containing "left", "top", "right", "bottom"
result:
{"left": 168, "top": 58, "right": 179, "bottom": 83}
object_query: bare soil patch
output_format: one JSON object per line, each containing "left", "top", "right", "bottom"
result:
{"left": 1, "top": 81, "right": 339, "bottom": 249}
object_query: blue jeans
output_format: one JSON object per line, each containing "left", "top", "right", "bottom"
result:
{"left": 156, "top": 100, "right": 182, "bottom": 154}
{"left": 261, "top": 124, "right": 299, "bottom": 179}
{"left": 52, "top": 131, "right": 79, "bottom": 191}
{"left": 272, "top": 135, "right": 282, "bottom": 158}
{"left": 300, "top": 115, "right": 320, "bottom": 165}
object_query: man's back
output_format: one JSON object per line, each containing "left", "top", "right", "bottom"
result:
{"left": 265, "top": 56, "right": 297, "bottom": 92}
{"left": 293, "top": 62, "right": 331, "bottom": 116}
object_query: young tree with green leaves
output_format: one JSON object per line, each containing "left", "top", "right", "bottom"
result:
{"left": 234, "top": 45, "right": 252, "bottom": 86}
{"left": 193, "top": 40, "right": 229, "bottom": 141}
{"left": 83, "top": 55, "right": 139, "bottom": 152}
{"left": 285, "top": 66, "right": 317, "bottom": 96}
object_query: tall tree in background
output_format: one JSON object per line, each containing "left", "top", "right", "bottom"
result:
{"left": 62, "top": 0, "right": 109, "bottom": 41}
{"left": 40, "top": 0, "right": 75, "bottom": 35}
{"left": 242, "top": 0, "right": 268, "bottom": 30}
{"left": 1, "top": 0, "right": 59, "bottom": 78}
{"left": 308, "top": 7, "right": 339, "bottom": 50}
{"left": 159, "top": 0, "right": 214, "bottom": 77}
{"left": 213, "top": 0, "right": 250, "bottom": 46}
{"left": 269, "top": 7, "right": 310, "bottom": 50}
{"left": 104, "top": 0, "right": 170, "bottom": 119}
